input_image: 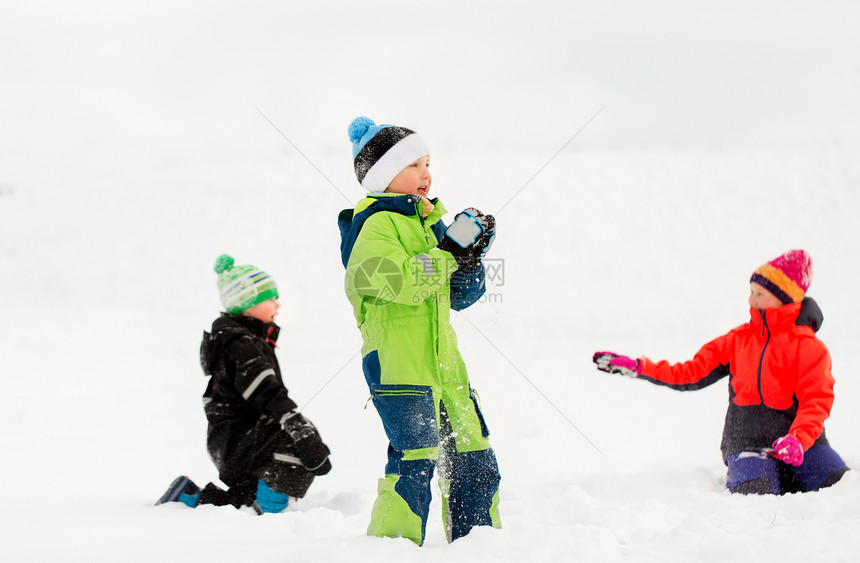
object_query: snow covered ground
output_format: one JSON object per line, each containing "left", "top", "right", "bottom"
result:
{"left": 3, "top": 2, "right": 860, "bottom": 561}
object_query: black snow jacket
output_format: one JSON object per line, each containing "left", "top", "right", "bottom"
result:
{"left": 200, "top": 313, "right": 298, "bottom": 473}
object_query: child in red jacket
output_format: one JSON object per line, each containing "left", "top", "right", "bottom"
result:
{"left": 594, "top": 250, "right": 848, "bottom": 495}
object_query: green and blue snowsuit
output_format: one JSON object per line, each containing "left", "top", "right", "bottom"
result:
{"left": 339, "top": 193, "right": 502, "bottom": 545}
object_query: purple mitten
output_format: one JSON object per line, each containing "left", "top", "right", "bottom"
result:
{"left": 593, "top": 351, "right": 640, "bottom": 377}
{"left": 772, "top": 434, "right": 804, "bottom": 466}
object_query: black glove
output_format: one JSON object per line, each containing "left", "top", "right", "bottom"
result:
{"left": 280, "top": 412, "right": 331, "bottom": 475}
{"left": 437, "top": 208, "right": 496, "bottom": 270}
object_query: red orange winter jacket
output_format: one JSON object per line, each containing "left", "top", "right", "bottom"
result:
{"left": 638, "top": 300, "right": 835, "bottom": 461}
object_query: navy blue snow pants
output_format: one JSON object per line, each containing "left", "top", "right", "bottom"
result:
{"left": 727, "top": 444, "right": 848, "bottom": 495}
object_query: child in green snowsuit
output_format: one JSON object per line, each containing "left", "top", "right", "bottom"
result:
{"left": 338, "top": 116, "right": 501, "bottom": 545}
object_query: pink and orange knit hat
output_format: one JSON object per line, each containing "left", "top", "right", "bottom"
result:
{"left": 750, "top": 249, "right": 813, "bottom": 305}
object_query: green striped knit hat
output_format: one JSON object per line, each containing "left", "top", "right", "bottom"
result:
{"left": 214, "top": 254, "right": 278, "bottom": 314}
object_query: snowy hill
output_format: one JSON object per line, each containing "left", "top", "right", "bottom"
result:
{"left": 2, "top": 2, "right": 860, "bottom": 561}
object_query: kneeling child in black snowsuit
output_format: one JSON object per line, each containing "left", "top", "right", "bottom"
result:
{"left": 156, "top": 254, "right": 332, "bottom": 513}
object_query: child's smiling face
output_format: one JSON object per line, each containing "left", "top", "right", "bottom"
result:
{"left": 386, "top": 156, "right": 431, "bottom": 197}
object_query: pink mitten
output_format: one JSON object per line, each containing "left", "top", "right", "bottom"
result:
{"left": 593, "top": 351, "right": 640, "bottom": 378}
{"left": 772, "top": 434, "right": 804, "bottom": 466}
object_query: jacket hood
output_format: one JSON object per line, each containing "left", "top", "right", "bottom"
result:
{"left": 201, "top": 313, "right": 280, "bottom": 376}
{"left": 796, "top": 297, "right": 823, "bottom": 332}
{"left": 338, "top": 194, "right": 446, "bottom": 268}
{"left": 211, "top": 312, "right": 280, "bottom": 340}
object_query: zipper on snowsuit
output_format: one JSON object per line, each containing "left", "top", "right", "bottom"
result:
{"left": 756, "top": 309, "right": 771, "bottom": 403}
{"left": 365, "top": 388, "right": 430, "bottom": 409}
{"left": 373, "top": 389, "right": 429, "bottom": 397}
{"left": 411, "top": 195, "right": 444, "bottom": 365}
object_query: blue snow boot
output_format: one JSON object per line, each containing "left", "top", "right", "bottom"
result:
{"left": 254, "top": 479, "right": 289, "bottom": 514}
{"left": 155, "top": 476, "right": 201, "bottom": 508}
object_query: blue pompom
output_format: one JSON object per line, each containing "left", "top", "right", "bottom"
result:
{"left": 214, "top": 254, "right": 234, "bottom": 274}
{"left": 348, "top": 116, "right": 375, "bottom": 143}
